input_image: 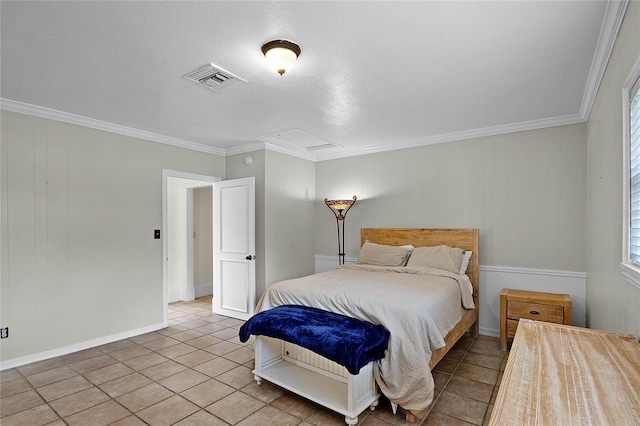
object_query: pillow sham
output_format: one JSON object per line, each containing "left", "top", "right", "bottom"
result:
{"left": 357, "top": 241, "right": 412, "bottom": 267}
{"left": 458, "top": 250, "right": 472, "bottom": 275}
{"left": 406, "top": 245, "right": 464, "bottom": 273}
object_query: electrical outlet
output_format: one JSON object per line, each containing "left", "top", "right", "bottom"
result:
{"left": 0, "top": 327, "right": 8, "bottom": 339}
{"left": 154, "top": 229, "right": 161, "bottom": 239}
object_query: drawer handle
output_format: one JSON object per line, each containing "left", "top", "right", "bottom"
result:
{"left": 529, "top": 310, "right": 540, "bottom": 315}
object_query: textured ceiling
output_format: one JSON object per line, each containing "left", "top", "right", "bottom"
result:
{"left": 0, "top": 1, "right": 619, "bottom": 160}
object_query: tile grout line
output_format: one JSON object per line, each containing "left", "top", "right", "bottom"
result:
{"left": 11, "top": 303, "right": 238, "bottom": 424}
{"left": 3, "top": 298, "right": 506, "bottom": 426}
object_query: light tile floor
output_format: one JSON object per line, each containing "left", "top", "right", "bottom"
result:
{"left": 0, "top": 297, "right": 507, "bottom": 425}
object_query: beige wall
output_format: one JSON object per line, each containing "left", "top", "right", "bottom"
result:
{"left": 0, "top": 111, "right": 225, "bottom": 362}
{"left": 225, "top": 150, "right": 316, "bottom": 300}
{"left": 316, "top": 124, "right": 587, "bottom": 272}
{"left": 193, "top": 186, "right": 212, "bottom": 287}
{"left": 264, "top": 150, "right": 316, "bottom": 285}
{"left": 585, "top": 1, "right": 640, "bottom": 337}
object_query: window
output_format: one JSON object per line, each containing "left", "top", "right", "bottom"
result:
{"left": 630, "top": 83, "right": 640, "bottom": 262}
{"left": 621, "top": 55, "right": 640, "bottom": 290}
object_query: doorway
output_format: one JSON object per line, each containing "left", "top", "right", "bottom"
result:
{"left": 162, "top": 170, "right": 220, "bottom": 325}
{"left": 189, "top": 186, "right": 213, "bottom": 300}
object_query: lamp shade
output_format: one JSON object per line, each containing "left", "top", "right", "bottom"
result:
{"left": 324, "top": 196, "right": 357, "bottom": 220}
{"left": 262, "top": 40, "right": 301, "bottom": 75}
{"left": 325, "top": 199, "right": 356, "bottom": 212}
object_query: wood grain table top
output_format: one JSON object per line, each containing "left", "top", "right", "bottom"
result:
{"left": 490, "top": 319, "right": 640, "bottom": 425}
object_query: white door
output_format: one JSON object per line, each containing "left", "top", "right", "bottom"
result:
{"left": 213, "top": 177, "right": 256, "bottom": 320}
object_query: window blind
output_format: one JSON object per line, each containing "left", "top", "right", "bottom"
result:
{"left": 629, "top": 78, "right": 640, "bottom": 263}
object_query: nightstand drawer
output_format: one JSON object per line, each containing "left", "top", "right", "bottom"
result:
{"left": 506, "top": 319, "right": 519, "bottom": 339}
{"left": 500, "top": 289, "right": 572, "bottom": 351}
{"left": 507, "top": 301, "right": 564, "bottom": 323}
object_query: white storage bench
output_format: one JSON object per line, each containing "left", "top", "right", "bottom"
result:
{"left": 253, "top": 335, "right": 380, "bottom": 425}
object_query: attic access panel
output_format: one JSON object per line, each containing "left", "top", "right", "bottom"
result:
{"left": 257, "top": 129, "right": 342, "bottom": 152}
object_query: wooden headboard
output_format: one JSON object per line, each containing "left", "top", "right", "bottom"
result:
{"left": 360, "top": 228, "right": 480, "bottom": 307}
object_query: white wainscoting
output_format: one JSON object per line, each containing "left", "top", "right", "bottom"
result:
{"left": 478, "top": 266, "right": 586, "bottom": 335}
{"left": 314, "top": 256, "right": 586, "bottom": 337}
{"left": 315, "top": 255, "right": 357, "bottom": 274}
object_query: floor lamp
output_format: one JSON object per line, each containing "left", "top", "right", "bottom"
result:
{"left": 324, "top": 196, "right": 357, "bottom": 265}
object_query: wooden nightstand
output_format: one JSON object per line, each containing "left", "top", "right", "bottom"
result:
{"left": 500, "top": 288, "right": 572, "bottom": 351}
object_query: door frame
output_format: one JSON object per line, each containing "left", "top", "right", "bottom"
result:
{"left": 162, "top": 169, "right": 220, "bottom": 326}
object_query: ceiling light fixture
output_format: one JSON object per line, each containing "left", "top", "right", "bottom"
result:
{"left": 261, "top": 39, "right": 301, "bottom": 76}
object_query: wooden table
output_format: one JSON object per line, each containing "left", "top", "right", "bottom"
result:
{"left": 489, "top": 320, "right": 640, "bottom": 425}
{"left": 500, "top": 288, "right": 572, "bottom": 351}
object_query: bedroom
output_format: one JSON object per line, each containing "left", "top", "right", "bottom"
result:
{"left": 1, "top": 0, "right": 639, "bottom": 424}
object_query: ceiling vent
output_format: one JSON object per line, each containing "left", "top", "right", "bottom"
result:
{"left": 183, "top": 63, "right": 247, "bottom": 92}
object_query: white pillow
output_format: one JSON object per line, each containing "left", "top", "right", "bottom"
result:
{"left": 406, "top": 245, "right": 464, "bottom": 273}
{"left": 459, "top": 251, "right": 472, "bottom": 275}
{"left": 357, "top": 241, "right": 411, "bottom": 267}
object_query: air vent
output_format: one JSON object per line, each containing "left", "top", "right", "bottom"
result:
{"left": 183, "top": 63, "right": 246, "bottom": 92}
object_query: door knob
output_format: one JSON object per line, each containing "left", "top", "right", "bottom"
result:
{"left": 245, "top": 255, "right": 255, "bottom": 260}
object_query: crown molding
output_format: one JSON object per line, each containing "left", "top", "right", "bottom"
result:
{"left": 314, "top": 113, "right": 586, "bottom": 162}
{"left": 579, "top": 0, "right": 629, "bottom": 121}
{"left": 0, "top": 98, "right": 225, "bottom": 156}
{"left": 0, "top": 98, "right": 320, "bottom": 161}
{"left": 1, "top": 97, "right": 588, "bottom": 163}
{"left": 224, "top": 141, "right": 266, "bottom": 157}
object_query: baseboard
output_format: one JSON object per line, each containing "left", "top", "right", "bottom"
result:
{"left": 182, "top": 287, "right": 195, "bottom": 301}
{"left": 479, "top": 327, "right": 500, "bottom": 338}
{"left": 0, "top": 321, "right": 166, "bottom": 371}
{"left": 195, "top": 284, "right": 213, "bottom": 298}
{"left": 168, "top": 289, "right": 181, "bottom": 304}
{"left": 169, "top": 285, "right": 212, "bottom": 304}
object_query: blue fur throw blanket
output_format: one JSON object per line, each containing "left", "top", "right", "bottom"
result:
{"left": 239, "top": 305, "right": 390, "bottom": 375}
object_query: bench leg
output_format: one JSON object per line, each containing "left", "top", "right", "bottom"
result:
{"left": 370, "top": 396, "right": 379, "bottom": 411}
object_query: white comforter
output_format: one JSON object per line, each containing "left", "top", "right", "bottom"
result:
{"left": 255, "top": 264, "right": 475, "bottom": 417}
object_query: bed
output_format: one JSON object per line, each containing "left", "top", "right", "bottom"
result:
{"left": 249, "top": 228, "right": 480, "bottom": 423}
